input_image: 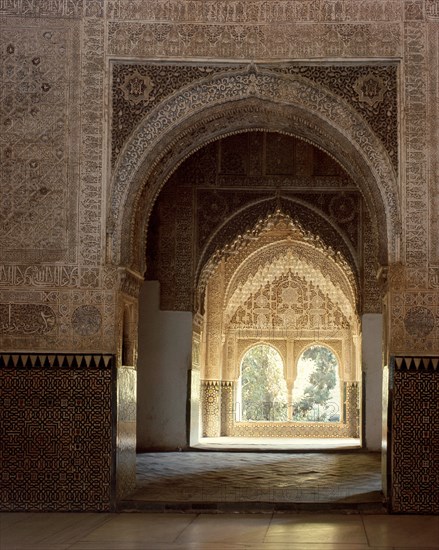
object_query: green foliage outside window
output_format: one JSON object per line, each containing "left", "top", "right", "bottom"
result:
{"left": 240, "top": 344, "right": 288, "bottom": 421}
{"left": 292, "top": 345, "right": 340, "bottom": 422}
{"left": 239, "top": 343, "right": 340, "bottom": 423}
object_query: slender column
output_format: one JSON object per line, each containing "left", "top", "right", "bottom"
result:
{"left": 203, "top": 262, "right": 225, "bottom": 380}
{"left": 287, "top": 381, "right": 294, "bottom": 421}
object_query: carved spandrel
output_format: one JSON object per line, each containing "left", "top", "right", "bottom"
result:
{"left": 112, "top": 63, "right": 397, "bottom": 173}
{"left": 113, "top": 68, "right": 398, "bottom": 276}
{"left": 112, "top": 63, "right": 232, "bottom": 168}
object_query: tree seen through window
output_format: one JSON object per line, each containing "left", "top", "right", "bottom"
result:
{"left": 238, "top": 343, "right": 341, "bottom": 423}
{"left": 292, "top": 345, "right": 341, "bottom": 422}
{"left": 239, "top": 344, "right": 288, "bottom": 421}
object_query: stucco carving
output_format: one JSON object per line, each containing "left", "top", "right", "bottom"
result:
{"left": 1, "top": 0, "right": 438, "bottom": 514}
{"left": 200, "top": 208, "right": 359, "bottom": 392}
{"left": 118, "top": 268, "right": 143, "bottom": 298}
{"left": 145, "top": 130, "right": 382, "bottom": 314}
{"left": 72, "top": 305, "right": 102, "bottom": 336}
{"left": 404, "top": 306, "right": 436, "bottom": 338}
{"left": 428, "top": 24, "right": 439, "bottom": 265}
{"left": 228, "top": 270, "right": 351, "bottom": 331}
{"left": 108, "top": 20, "right": 401, "bottom": 59}
{"left": 112, "top": 63, "right": 233, "bottom": 168}
{"left": 427, "top": 1, "right": 439, "bottom": 19}
{"left": 224, "top": 240, "right": 356, "bottom": 326}
{"left": 197, "top": 196, "right": 359, "bottom": 287}
{"left": 106, "top": 1, "right": 404, "bottom": 23}
{"left": 404, "top": 23, "right": 428, "bottom": 267}
{"left": 0, "top": 304, "right": 56, "bottom": 335}
{"left": 111, "top": 69, "right": 399, "bottom": 277}
{"left": 112, "top": 63, "right": 397, "bottom": 171}
{"left": 80, "top": 17, "right": 105, "bottom": 266}
{"left": 0, "top": 18, "right": 80, "bottom": 264}
{"left": 390, "top": 291, "right": 439, "bottom": 354}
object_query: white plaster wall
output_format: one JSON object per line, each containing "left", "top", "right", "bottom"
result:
{"left": 362, "top": 313, "right": 383, "bottom": 451}
{"left": 137, "top": 281, "right": 193, "bottom": 450}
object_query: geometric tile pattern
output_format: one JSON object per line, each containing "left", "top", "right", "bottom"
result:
{"left": 391, "top": 357, "right": 439, "bottom": 513}
{"left": 0, "top": 354, "right": 114, "bottom": 511}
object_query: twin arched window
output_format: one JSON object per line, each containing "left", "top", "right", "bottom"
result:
{"left": 239, "top": 344, "right": 340, "bottom": 422}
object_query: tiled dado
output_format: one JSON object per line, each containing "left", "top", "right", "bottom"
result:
{"left": 388, "top": 356, "right": 439, "bottom": 514}
{"left": 0, "top": 353, "right": 116, "bottom": 511}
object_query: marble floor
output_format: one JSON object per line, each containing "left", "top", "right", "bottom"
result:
{"left": 123, "top": 451, "right": 382, "bottom": 511}
{"left": 1, "top": 511, "right": 439, "bottom": 549}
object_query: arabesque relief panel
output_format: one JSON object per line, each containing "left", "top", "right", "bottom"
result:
{"left": 0, "top": 18, "right": 80, "bottom": 264}
{"left": 390, "top": 291, "right": 439, "bottom": 355}
{"left": 108, "top": 21, "right": 402, "bottom": 60}
{"left": 107, "top": 1, "right": 404, "bottom": 23}
{"left": 0, "top": 12, "right": 112, "bottom": 354}
{"left": 199, "top": 213, "right": 359, "bottom": 438}
{"left": 0, "top": 3, "right": 434, "bottom": 356}
{"left": 0, "top": 0, "right": 438, "bottom": 515}
{"left": 428, "top": 22, "right": 439, "bottom": 265}
{"left": 111, "top": 68, "right": 399, "bottom": 276}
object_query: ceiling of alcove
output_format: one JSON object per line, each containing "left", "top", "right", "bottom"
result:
{"left": 145, "top": 131, "right": 381, "bottom": 314}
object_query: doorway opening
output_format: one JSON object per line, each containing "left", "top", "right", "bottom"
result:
{"left": 194, "top": 204, "right": 361, "bottom": 448}
{"left": 136, "top": 131, "right": 382, "bottom": 452}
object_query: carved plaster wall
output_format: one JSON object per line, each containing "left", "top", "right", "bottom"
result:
{"left": 2, "top": 0, "right": 439, "bottom": 512}
{"left": 0, "top": 13, "right": 112, "bottom": 354}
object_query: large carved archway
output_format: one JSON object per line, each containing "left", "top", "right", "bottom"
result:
{"left": 110, "top": 67, "right": 400, "bottom": 273}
